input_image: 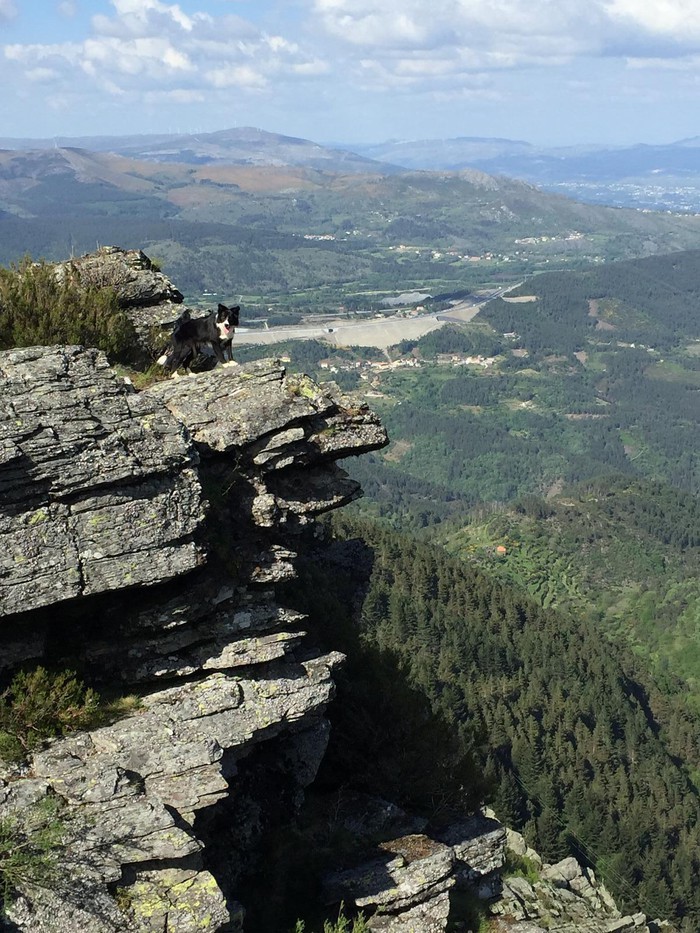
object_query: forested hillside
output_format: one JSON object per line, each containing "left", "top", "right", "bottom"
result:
{"left": 302, "top": 516, "right": 700, "bottom": 929}
{"left": 224, "top": 242, "right": 700, "bottom": 929}
{"left": 482, "top": 249, "right": 700, "bottom": 351}
{"left": 443, "top": 476, "right": 700, "bottom": 700}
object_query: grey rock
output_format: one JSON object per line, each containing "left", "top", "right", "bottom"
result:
{"left": 122, "top": 866, "right": 234, "bottom": 933}
{"left": 368, "top": 889, "right": 451, "bottom": 932}
{"left": 324, "top": 834, "right": 455, "bottom": 914}
{"left": 55, "top": 246, "right": 184, "bottom": 308}
{"left": 504, "top": 825, "right": 542, "bottom": 868}
{"left": 436, "top": 811, "right": 505, "bottom": 890}
{"left": 0, "top": 345, "right": 204, "bottom": 616}
{"left": 0, "top": 335, "right": 387, "bottom": 933}
{"left": 145, "top": 360, "right": 386, "bottom": 461}
{"left": 542, "top": 855, "right": 583, "bottom": 888}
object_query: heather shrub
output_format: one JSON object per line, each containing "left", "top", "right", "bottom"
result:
{"left": 0, "top": 796, "right": 64, "bottom": 908}
{"left": 0, "top": 667, "right": 100, "bottom": 764}
{"left": 0, "top": 258, "right": 137, "bottom": 362}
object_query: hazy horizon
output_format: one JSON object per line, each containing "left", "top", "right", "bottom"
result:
{"left": 0, "top": 124, "right": 697, "bottom": 154}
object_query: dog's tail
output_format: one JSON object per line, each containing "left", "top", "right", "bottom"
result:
{"left": 157, "top": 309, "right": 192, "bottom": 367}
{"left": 173, "top": 308, "right": 191, "bottom": 334}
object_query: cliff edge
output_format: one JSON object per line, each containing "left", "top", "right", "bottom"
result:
{"left": 0, "top": 346, "right": 386, "bottom": 932}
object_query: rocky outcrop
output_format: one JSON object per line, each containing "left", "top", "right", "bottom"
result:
{"left": 54, "top": 246, "right": 188, "bottom": 353}
{"left": 321, "top": 811, "right": 675, "bottom": 933}
{"left": 55, "top": 246, "right": 183, "bottom": 311}
{"left": 490, "top": 842, "right": 674, "bottom": 933}
{"left": 0, "top": 345, "right": 203, "bottom": 619}
{"left": 323, "top": 812, "right": 505, "bottom": 932}
{"left": 0, "top": 347, "right": 387, "bottom": 932}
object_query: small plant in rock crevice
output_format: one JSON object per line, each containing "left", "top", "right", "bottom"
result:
{"left": 294, "top": 903, "right": 369, "bottom": 933}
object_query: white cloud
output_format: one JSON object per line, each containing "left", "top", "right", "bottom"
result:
{"left": 2, "top": 0, "right": 328, "bottom": 112}
{"left": 144, "top": 88, "right": 205, "bottom": 104}
{"left": 5, "top": 41, "right": 84, "bottom": 67}
{"left": 310, "top": 0, "right": 700, "bottom": 84}
{"left": 604, "top": 0, "right": 700, "bottom": 43}
{"left": 0, "top": 0, "right": 16, "bottom": 20}
{"left": 292, "top": 59, "right": 330, "bottom": 76}
{"left": 25, "top": 67, "right": 60, "bottom": 83}
{"left": 83, "top": 36, "right": 194, "bottom": 78}
{"left": 205, "top": 64, "right": 267, "bottom": 90}
{"left": 104, "top": 0, "right": 196, "bottom": 34}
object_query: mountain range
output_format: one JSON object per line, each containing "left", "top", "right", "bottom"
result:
{"left": 0, "top": 126, "right": 399, "bottom": 175}
{"left": 2, "top": 126, "right": 699, "bottom": 210}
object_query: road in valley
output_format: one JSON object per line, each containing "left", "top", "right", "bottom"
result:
{"left": 234, "top": 287, "right": 513, "bottom": 350}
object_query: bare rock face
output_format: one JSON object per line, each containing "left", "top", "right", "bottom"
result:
{"left": 0, "top": 345, "right": 204, "bottom": 618}
{"left": 325, "top": 835, "right": 456, "bottom": 933}
{"left": 322, "top": 812, "right": 506, "bottom": 932}
{"left": 0, "top": 348, "right": 388, "bottom": 933}
{"left": 55, "top": 246, "right": 184, "bottom": 310}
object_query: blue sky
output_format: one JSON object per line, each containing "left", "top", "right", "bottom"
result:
{"left": 1, "top": 0, "right": 699, "bottom": 147}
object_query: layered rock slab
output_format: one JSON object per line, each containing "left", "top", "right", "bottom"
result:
{"left": 0, "top": 348, "right": 388, "bottom": 932}
{"left": 0, "top": 345, "right": 204, "bottom": 616}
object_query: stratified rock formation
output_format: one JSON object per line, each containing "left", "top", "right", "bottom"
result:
{"left": 0, "top": 345, "right": 203, "bottom": 618}
{"left": 0, "top": 347, "right": 387, "bottom": 932}
{"left": 55, "top": 245, "right": 184, "bottom": 313}
{"left": 54, "top": 246, "right": 187, "bottom": 353}
{"left": 322, "top": 811, "right": 674, "bottom": 933}
{"left": 323, "top": 812, "right": 506, "bottom": 932}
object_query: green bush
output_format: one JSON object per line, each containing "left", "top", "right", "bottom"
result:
{"left": 0, "top": 258, "right": 137, "bottom": 362}
{"left": 503, "top": 849, "right": 541, "bottom": 884}
{"left": 0, "top": 667, "right": 100, "bottom": 764}
{"left": 0, "top": 795, "right": 64, "bottom": 908}
{"left": 294, "top": 904, "right": 368, "bottom": 933}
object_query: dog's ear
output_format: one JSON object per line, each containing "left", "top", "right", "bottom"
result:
{"left": 218, "top": 303, "right": 227, "bottom": 313}
{"left": 230, "top": 306, "right": 240, "bottom": 324}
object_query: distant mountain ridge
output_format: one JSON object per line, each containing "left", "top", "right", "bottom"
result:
{"left": 0, "top": 126, "right": 400, "bottom": 175}
{"left": 3, "top": 125, "right": 699, "bottom": 209}
{"left": 350, "top": 134, "right": 700, "bottom": 177}
{"left": 350, "top": 135, "right": 700, "bottom": 210}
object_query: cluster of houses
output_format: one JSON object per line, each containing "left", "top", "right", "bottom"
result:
{"left": 313, "top": 352, "right": 497, "bottom": 379}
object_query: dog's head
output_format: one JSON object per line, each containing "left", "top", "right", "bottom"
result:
{"left": 216, "top": 304, "right": 240, "bottom": 338}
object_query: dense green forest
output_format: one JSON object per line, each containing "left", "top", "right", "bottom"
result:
{"left": 305, "top": 516, "right": 700, "bottom": 929}
{"left": 442, "top": 476, "right": 700, "bottom": 701}
{"left": 482, "top": 249, "right": 700, "bottom": 352}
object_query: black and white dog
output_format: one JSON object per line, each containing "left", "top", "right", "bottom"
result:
{"left": 157, "top": 304, "right": 240, "bottom": 372}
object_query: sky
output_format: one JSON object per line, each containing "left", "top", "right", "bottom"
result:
{"left": 1, "top": 0, "right": 700, "bottom": 147}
